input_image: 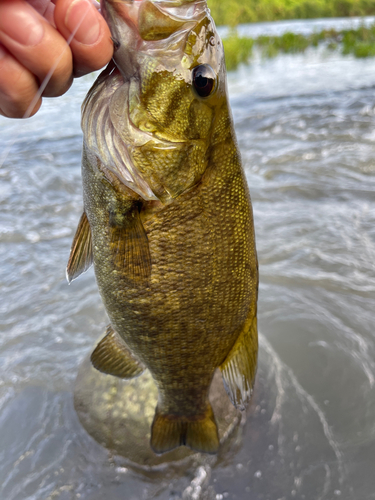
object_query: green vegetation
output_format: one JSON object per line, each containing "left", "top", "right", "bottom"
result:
{"left": 207, "top": 0, "right": 375, "bottom": 27}
{"left": 222, "top": 22, "right": 375, "bottom": 70}
{"left": 222, "top": 34, "right": 255, "bottom": 70}
{"left": 341, "top": 24, "right": 375, "bottom": 55}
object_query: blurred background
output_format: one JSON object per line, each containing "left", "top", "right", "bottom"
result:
{"left": 1, "top": 1, "right": 375, "bottom": 499}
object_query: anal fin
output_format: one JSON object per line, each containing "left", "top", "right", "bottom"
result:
{"left": 220, "top": 311, "right": 258, "bottom": 411}
{"left": 151, "top": 403, "right": 219, "bottom": 455}
{"left": 91, "top": 325, "right": 145, "bottom": 379}
{"left": 66, "top": 212, "right": 93, "bottom": 283}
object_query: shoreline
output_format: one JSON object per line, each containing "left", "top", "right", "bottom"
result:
{"left": 221, "top": 16, "right": 375, "bottom": 70}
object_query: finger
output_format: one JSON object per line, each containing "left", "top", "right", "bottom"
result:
{"left": 54, "top": 0, "right": 113, "bottom": 77}
{"left": 0, "top": 44, "right": 41, "bottom": 118}
{"left": 28, "top": 0, "right": 56, "bottom": 25}
{"left": 0, "top": 0, "right": 73, "bottom": 98}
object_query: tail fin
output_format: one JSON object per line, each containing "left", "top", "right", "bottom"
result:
{"left": 150, "top": 403, "right": 219, "bottom": 455}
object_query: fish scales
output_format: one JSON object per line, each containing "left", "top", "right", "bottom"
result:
{"left": 68, "top": 0, "right": 258, "bottom": 454}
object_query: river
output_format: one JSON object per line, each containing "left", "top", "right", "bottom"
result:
{"left": 0, "top": 17, "right": 374, "bottom": 500}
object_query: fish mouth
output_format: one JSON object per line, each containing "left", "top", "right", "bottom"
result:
{"left": 102, "top": 0, "right": 206, "bottom": 32}
{"left": 101, "top": 0, "right": 209, "bottom": 80}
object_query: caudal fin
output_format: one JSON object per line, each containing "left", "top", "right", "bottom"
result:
{"left": 150, "top": 403, "right": 219, "bottom": 455}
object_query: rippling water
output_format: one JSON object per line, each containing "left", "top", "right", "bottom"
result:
{"left": 1, "top": 18, "right": 375, "bottom": 500}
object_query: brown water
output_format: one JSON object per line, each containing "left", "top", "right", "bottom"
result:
{"left": 1, "top": 20, "right": 375, "bottom": 500}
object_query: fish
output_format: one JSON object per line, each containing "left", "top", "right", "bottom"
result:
{"left": 66, "top": 0, "right": 258, "bottom": 455}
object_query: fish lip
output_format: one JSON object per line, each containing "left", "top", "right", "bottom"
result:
{"left": 100, "top": 0, "right": 210, "bottom": 80}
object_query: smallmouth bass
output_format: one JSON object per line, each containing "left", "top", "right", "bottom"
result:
{"left": 67, "top": 0, "right": 258, "bottom": 454}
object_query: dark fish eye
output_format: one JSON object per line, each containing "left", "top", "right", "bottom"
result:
{"left": 192, "top": 65, "right": 216, "bottom": 98}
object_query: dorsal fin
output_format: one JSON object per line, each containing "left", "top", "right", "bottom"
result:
{"left": 91, "top": 325, "right": 145, "bottom": 379}
{"left": 66, "top": 212, "right": 93, "bottom": 284}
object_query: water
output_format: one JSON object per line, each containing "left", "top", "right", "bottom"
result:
{"left": 1, "top": 19, "right": 375, "bottom": 500}
{"left": 218, "top": 15, "right": 375, "bottom": 39}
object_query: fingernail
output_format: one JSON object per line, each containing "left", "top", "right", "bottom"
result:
{"left": 0, "top": 4, "right": 44, "bottom": 46}
{"left": 65, "top": 0, "right": 101, "bottom": 45}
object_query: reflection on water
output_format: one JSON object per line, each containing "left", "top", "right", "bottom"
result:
{"left": 1, "top": 19, "right": 375, "bottom": 500}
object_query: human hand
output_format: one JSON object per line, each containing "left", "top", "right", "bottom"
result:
{"left": 0, "top": 0, "right": 113, "bottom": 118}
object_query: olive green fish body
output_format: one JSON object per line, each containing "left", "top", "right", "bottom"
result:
{"left": 67, "top": 0, "right": 258, "bottom": 454}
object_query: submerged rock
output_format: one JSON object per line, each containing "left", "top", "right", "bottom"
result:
{"left": 74, "top": 354, "right": 242, "bottom": 467}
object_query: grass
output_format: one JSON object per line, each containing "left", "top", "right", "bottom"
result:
{"left": 222, "top": 34, "right": 255, "bottom": 70}
{"left": 207, "top": 0, "right": 375, "bottom": 27}
{"left": 222, "top": 22, "right": 375, "bottom": 70}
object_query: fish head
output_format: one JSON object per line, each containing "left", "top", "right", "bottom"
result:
{"left": 84, "top": 0, "right": 231, "bottom": 202}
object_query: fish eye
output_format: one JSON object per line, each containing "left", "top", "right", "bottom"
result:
{"left": 192, "top": 65, "right": 216, "bottom": 98}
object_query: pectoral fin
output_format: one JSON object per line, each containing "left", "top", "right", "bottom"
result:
{"left": 91, "top": 325, "right": 145, "bottom": 379}
{"left": 66, "top": 212, "right": 93, "bottom": 283}
{"left": 109, "top": 208, "right": 152, "bottom": 283}
{"left": 220, "top": 312, "right": 258, "bottom": 411}
{"left": 96, "top": 164, "right": 152, "bottom": 283}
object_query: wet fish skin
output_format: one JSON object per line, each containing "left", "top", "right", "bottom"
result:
{"left": 67, "top": 0, "right": 258, "bottom": 454}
